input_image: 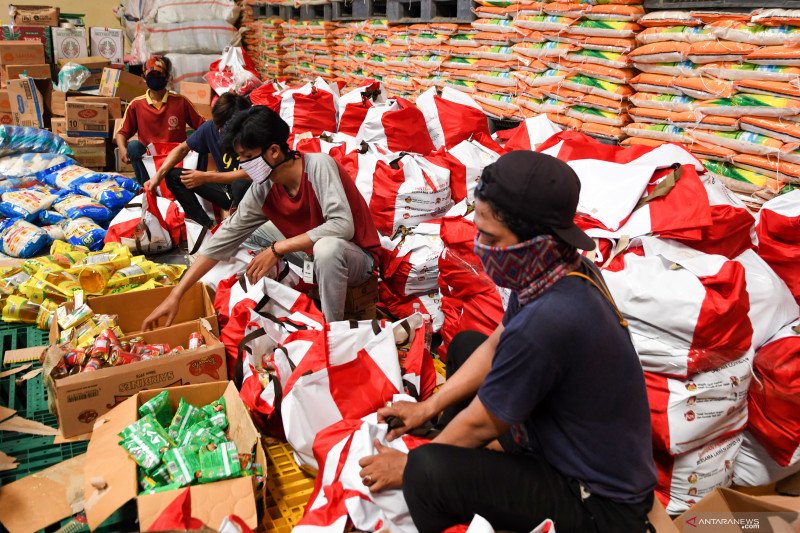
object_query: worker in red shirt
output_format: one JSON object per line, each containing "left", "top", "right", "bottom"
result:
{"left": 115, "top": 55, "right": 205, "bottom": 184}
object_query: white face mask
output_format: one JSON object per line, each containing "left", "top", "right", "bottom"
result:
{"left": 239, "top": 154, "right": 272, "bottom": 184}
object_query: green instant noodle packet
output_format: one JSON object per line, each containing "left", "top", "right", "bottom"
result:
{"left": 147, "top": 463, "right": 172, "bottom": 486}
{"left": 202, "top": 396, "right": 228, "bottom": 430}
{"left": 198, "top": 441, "right": 241, "bottom": 484}
{"left": 138, "top": 391, "right": 172, "bottom": 428}
{"left": 163, "top": 445, "right": 201, "bottom": 486}
{"left": 178, "top": 420, "right": 227, "bottom": 448}
{"left": 118, "top": 415, "right": 173, "bottom": 470}
{"left": 168, "top": 398, "right": 207, "bottom": 441}
{"left": 140, "top": 482, "right": 183, "bottom": 495}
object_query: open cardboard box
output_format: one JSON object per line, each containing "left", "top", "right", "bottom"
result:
{"left": 673, "top": 487, "right": 800, "bottom": 532}
{"left": 83, "top": 381, "right": 266, "bottom": 531}
{"left": 51, "top": 319, "right": 227, "bottom": 438}
{"left": 49, "top": 283, "right": 218, "bottom": 344}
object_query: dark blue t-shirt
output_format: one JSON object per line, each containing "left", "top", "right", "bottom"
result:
{"left": 186, "top": 120, "right": 239, "bottom": 173}
{"left": 478, "top": 260, "right": 657, "bottom": 504}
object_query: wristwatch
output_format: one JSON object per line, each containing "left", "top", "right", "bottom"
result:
{"left": 270, "top": 241, "right": 284, "bottom": 259}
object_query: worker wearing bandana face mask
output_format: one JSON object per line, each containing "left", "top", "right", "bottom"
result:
{"left": 358, "top": 152, "right": 658, "bottom": 533}
{"left": 115, "top": 55, "right": 205, "bottom": 184}
{"left": 142, "top": 106, "right": 382, "bottom": 329}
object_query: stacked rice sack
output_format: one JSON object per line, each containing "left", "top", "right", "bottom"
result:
{"left": 408, "top": 23, "right": 453, "bottom": 97}
{"left": 624, "top": 9, "right": 800, "bottom": 209}
{"left": 366, "top": 20, "right": 417, "bottom": 100}
{"left": 242, "top": 16, "right": 287, "bottom": 80}
{"left": 511, "top": 0, "right": 642, "bottom": 141}
{"left": 280, "top": 20, "right": 337, "bottom": 84}
{"left": 332, "top": 22, "right": 360, "bottom": 86}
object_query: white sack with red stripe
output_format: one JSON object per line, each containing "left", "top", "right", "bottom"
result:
{"left": 282, "top": 314, "right": 434, "bottom": 469}
{"left": 104, "top": 192, "right": 184, "bottom": 253}
{"left": 377, "top": 284, "right": 445, "bottom": 333}
{"left": 655, "top": 433, "right": 742, "bottom": 515}
{"left": 275, "top": 78, "right": 340, "bottom": 136}
{"left": 745, "top": 320, "right": 800, "bottom": 472}
{"left": 338, "top": 81, "right": 387, "bottom": 136}
{"left": 166, "top": 53, "right": 221, "bottom": 85}
{"left": 293, "top": 132, "right": 360, "bottom": 156}
{"left": 443, "top": 134, "right": 504, "bottom": 203}
{"left": 219, "top": 275, "right": 322, "bottom": 379}
{"left": 381, "top": 221, "right": 443, "bottom": 297}
{"left": 211, "top": 261, "right": 300, "bottom": 324}
{"left": 238, "top": 310, "right": 324, "bottom": 433}
{"left": 356, "top": 98, "right": 436, "bottom": 155}
{"left": 502, "top": 114, "right": 562, "bottom": 151}
{"left": 461, "top": 514, "right": 556, "bottom": 533}
{"left": 603, "top": 237, "right": 753, "bottom": 378}
{"left": 295, "top": 409, "right": 427, "bottom": 533}
{"left": 416, "top": 87, "right": 491, "bottom": 150}
{"left": 150, "top": 0, "right": 239, "bottom": 24}
{"left": 645, "top": 350, "right": 753, "bottom": 457}
{"left": 145, "top": 19, "right": 236, "bottom": 54}
{"left": 142, "top": 141, "right": 200, "bottom": 200}
{"left": 361, "top": 151, "right": 453, "bottom": 236}
{"left": 733, "top": 430, "right": 800, "bottom": 487}
{"left": 756, "top": 190, "right": 800, "bottom": 305}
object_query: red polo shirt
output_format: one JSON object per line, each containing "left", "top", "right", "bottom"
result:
{"left": 117, "top": 90, "right": 205, "bottom": 147}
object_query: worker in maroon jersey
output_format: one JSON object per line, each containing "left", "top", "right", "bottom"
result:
{"left": 115, "top": 55, "right": 205, "bottom": 184}
{"left": 141, "top": 106, "right": 382, "bottom": 326}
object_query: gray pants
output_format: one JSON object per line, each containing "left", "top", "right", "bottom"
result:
{"left": 245, "top": 222, "right": 374, "bottom": 322}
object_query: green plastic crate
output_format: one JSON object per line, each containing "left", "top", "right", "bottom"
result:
{"left": 26, "top": 326, "right": 50, "bottom": 349}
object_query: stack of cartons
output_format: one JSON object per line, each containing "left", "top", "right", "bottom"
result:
{"left": 180, "top": 81, "right": 214, "bottom": 119}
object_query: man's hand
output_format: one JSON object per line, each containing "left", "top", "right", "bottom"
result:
{"left": 378, "top": 400, "right": 437, "bottom": 441}
{"left": 120, "top": 147, "right": 130, "bottom": 164}
{"left": 358, "top": 441, "right": 407, "bottom": 493}
{"left": 246, "top": 247, "right": 279, "bottom": 284}
{"left": 141, "top": 294, "right": 180, "bottom": 331}
{"left": 143, "top": 177, "right": 160, "bottom": 193}
{"left": 180, "top": 169, "right": 209, "bottom": 189}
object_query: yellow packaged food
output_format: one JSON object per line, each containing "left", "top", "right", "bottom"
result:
{"left": 107, "top": 261, "right": 159, "bottom": 289}
{"left": 153, "top": 263, "right": 187, "bottom": 285}
{"left": 50, "top": 240, "right": 89, "bottom": 255}
{"left": 2, "top": 296, "right": 56, "bottom": 325}
{"left": 71, "top": 264, "right": 114, "bottom": 295}
{"left": 34, "top": 267, "right": 81, "bottom": 298}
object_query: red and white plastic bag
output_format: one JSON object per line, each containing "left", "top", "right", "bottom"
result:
{"left": 356, "top": 98, "right": 436, "bottom": 155}
{"left": 105, "top": 191, "right": 184, "bottom": 253}
{"left": 416, "top": 86, "right": 491, "bottom": 149}
{"left": 338, "top": 80, "right": 387, "bottom": 136}
{"left": 733, "top": 430, "right": 800, "bottom": 487}
{"left": 141, "top": 142, "right": 200, "bottom": 200}
{"left": 269, "top": 78, "right": 339, "bottom": 136}
{"left": 381, "top": 221, "right": 443, "bottom": 297}
{"left": 756, "top": 190, "right": 800, "bottom": 305}
{"left": 502, "top": 114, "right": 562, "bottom": 151}
{"left": 444, "top": 134, "right": 504, "bottom": 203}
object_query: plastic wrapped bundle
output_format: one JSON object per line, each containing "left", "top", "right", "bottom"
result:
{"left": 0, "top": 126, "right": 73, "bottom": 158}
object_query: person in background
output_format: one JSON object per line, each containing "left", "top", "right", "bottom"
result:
{"left": 143, "top": 92, "right": 252, "bottom": 228}
{"left": 115, "top": 55, "right": 205, "bottom": 185}
{"left": 141, "top": 106, "right": 382, "bottom": 327}
{"left": 357, "top": 151, "right": 657, "bottom": 533}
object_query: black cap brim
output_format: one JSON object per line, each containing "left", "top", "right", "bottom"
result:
{"left": 553, "top": 223, "right": 596, "bottom": 251}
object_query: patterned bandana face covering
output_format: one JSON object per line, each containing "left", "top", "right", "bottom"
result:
{"left": 474, "top": 234, "right": 582, "bottom": 305}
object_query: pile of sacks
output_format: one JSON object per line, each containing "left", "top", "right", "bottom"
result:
{"left": 0, "top": 127, "right": 140, "bottom": 258}
{"left": 281, "top": 20, "right": 338, "bottom": 84}
{"left": 623, "top": 8, "right": 800, "bottom": 210}
{"left": 533, "top": 130, "right": 800, "bottom": 514}
{"left": 241, "top": 12, "right": 287, "bottom": 81}
{"left": 510, "top": 0, "right": 643, "bottom": 140}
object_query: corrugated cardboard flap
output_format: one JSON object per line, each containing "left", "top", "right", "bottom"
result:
{"left": 675, "top": 488, "right": 800, "bottom": 532}
{"left": 83, "top": 395, "right": 139, "bottom": 530}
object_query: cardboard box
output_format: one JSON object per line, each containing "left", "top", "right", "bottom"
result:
{"left": 674, "top": 488, "right": 800, "bottom": 532}
{"left": 3, "top": 63, "right": 51, "bottom": 84}
{"left": 89, "top": 27, "right": 123, "bottom": 65}
{"left": 0, "top": 89, "right": 12, "bottom": 126}
{"left": 60, "top": 136, "right": 108, "bottom": 168}
{"left": 0, "top": 40, "right": 45, "bottom": 66}
{"left": 70, "top": 95, "right": 121, "bottom": 119}
{"left": 83, "top": 381, "right": 264, "bottom": 530}
{"left": 8, "top": 77, "right": 49, "bottom": 128}
{"left": 52, "top": 27, "right": 87, "bottom": 62}
{"left": 50, "top": 116, "right": 67, "bottom": 136}
{"left": 99, "top": 67, "right": 147, "bottom": 102}
{"left": 114, "top": 146, "right": 134, "bottom": 173}
{"left": 0, "top": 25, "right": 54, "bottom": 64}
{"left": 52, "top": 319, "right": 227, "bottom": 438}
{"left": 50, "top": 90, "right": 66, "bottom": 116}
{"left": 9, "top": 4, "right": 60, "bottom": 27}
{"left": 180, "top": 81, "right": 213, "bottom": 106}
{"left": 58, "top": 56, "right": 110, "bottom": 91}
{"left": 66, "top": 101, "right": 109, "bottom": 138}
{"left": 647, "top": 498, "right": 678, "bottom": 533}
{"left": 49, "top": 283, "right": 218, "bottom": 344}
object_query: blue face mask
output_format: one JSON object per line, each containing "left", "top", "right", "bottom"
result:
{"left": 146, "top": 75, "right": 168, "bottom": 91}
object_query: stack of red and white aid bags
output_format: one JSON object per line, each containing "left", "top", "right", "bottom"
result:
{"left": 533, "top": 131, "right": 800, "bottom": 515}
{"left": 624, "top": 9, "right": 800, "bottom": 209}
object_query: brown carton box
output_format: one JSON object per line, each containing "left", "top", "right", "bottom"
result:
{"left": 2, "top": 63, "right": 51, "bottom": 84}
{"left": 66, "top": 101, "right": 110, "bottom": 138}
{"left": 50, "top": 116, "right": 66, "bottom": 136}
{"left": 52, "top": 319, "right": 228, "bottom": 438}
{"left": 60, "top": 136, "right": 108, "bottom": 169}
{"left": 0, "top": 40, "right": 45, "bottom": 66}
{"left": 70, "top": 95, "right": 122, "bottom": 119}
{"left": 57, "top": 56, "right": 110, "bottom": 91}
{"left": 9, "top": 5, "right": 60, "bottom": 27}
{"left": 50, "top": 90, "right": 66, "bottom": 116}
{"left": 8, "top": 77, "right": 49, "bottom": 128}
{"left": 0, "top": 25, "right": 54, "bottom": 64}
{"left": 674, "top": 488, "right": 800, "bottom": 532}
{"left": 52, "top": 27, "right": 87, "bottom": 62}
{"left": 49, "top": 283, "right": 218, "bottom": 344}
{"left": 99, "top": 67, "right": 147, "bottom": 102}
{"left": 180, "top": 81, "right": 213, "bottom": 106}
{"left": 83, "top": 381, "right": 265, "bottom": 530}
{"left": 0, "top": 89, "right": 12, "bottom": 126}
{"left": 89, "top": 27, "right": 124, "bottom": 65}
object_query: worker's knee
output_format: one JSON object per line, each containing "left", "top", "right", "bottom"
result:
{"left": 126, "top": 140, "right": 146, "bottom": 160}
{"left": 404, "top": 444, "right": 449, "bottom": 492}
{"left": 313, "top": 237, "right": 345, "bottom": 266}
